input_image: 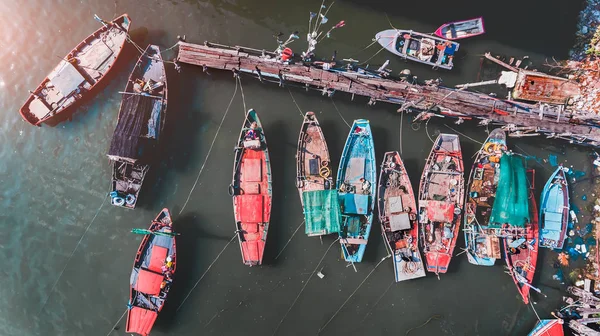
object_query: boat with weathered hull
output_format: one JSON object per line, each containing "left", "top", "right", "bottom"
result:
{"left": 434, "top": 17, "right": 485, "bottom": 40}
{"left": 375, "top": 29, "right": 459, "bottom": 70}
{"left": 463, "top": 129, "right": 506, "bottom": 266}
{"left": 126, "top": 209, "right": 176, "bottom": 336}
{"left": 540, "top": 167, "right": 569, "bottom": 249}
{"left": 20, "top": 14, "right": 131, "bottom": 126}
{"left": 483, "top": 53, "right": 581, "bottom": 106}
{"left": 378, "top": 151, "right": 426, "bottom": 281}
{"left": 296, "top": 112, "right": 341, "bottom": 237}
{"left": 107, "top": 45, "right": 168, "bottom": 209}
{"left": 337, "top": 120, "right": 376, "bottom": 263}
{"left": 503, "top": 168, "right": 539, "bottom": 305}
{"left": 231, "top": 109, "right": 273, "bottom": 266}
{"left": 528, "top": 319, "right": 564, "bottom": 336}
{"left": 418, "top": 134, "right": 464, "bottom": 274}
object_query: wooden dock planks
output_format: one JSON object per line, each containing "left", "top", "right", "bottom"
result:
{"left": 176, "top": 41, "right": 600, "bottom": 147}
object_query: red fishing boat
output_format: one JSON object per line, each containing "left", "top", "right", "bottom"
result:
{"left": 528, "top": 319, "right": 564, "bottom": 336}
{"left": 434, "top": 17, "right": 485, "bottom": 40}
{"left": 126, "top": 209, "right": 176, "bottom": 336}
{"left": 231, "top": 109, "right": 272, "bottom": 266}
{"left": 503, "top": 169, "right": 539, "bottom": 304}
{"left": 418, "top": 134, "right": 464, "bottom": 275}
{"left": 19, "top": 14, "right": 131, "bottom": 126}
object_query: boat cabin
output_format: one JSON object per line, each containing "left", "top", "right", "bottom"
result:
{"left": 395, "top": 33, "right": 457, "bottom": 67}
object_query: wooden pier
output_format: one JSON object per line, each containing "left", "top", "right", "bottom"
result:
{"left": 176, "top": 41, "right": 600, "bottom": 147}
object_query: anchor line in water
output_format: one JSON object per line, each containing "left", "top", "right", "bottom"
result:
{"left": 179, "top": 78, "right": 239, "bottom": 215}
{"left": 330, "top": 98, "right": 350, "bottom": 128}
{"left": 360, "top": 279, "right": 395, "bottom": 323}
{"left": 176, "top": 233, "right": 238, "bottom": 312}
{"left": 40, "top": 191, "right": 109, "bottom": 313}
{"left": 444, "top": 123, "right": 483, "bottom": 145}
{"left": 272, "top": 237, "right": 340, "bottom": 336}
{"left": 318, "top": 254, "right": 391, "bottom": 334}
{"left": 288, "top": 88, "right": 305, "bottom": 118}
{"left": 275, "top": 220, "right": 305, "bottom": 260}
{"left": 238, "top": 75, "right": 248, "bottom": 115}
{"left": 399, "top": 110, "right": 404, "bottom": 155}
{"left": 105, "top": 308, "right": 128, "bottom": 336}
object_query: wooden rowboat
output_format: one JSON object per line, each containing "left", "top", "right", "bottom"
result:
{"left": 539, "top": 166, "right": 569, "bottom": 249}
{"left": 296, "top": 112, "right": 341, "bottom": 237}
{"left": 20, "top": 14, "right": 131, "bottom": 126}
{"left": 231, "top": 109, "right": 273, "bottom": 266}
{"left": 378, "top": 151, "right": 426, "bottom": 281}
{"left": 434, "top": 17, "right": 485, "bottom": 40}
{"left": 126, "top": 209, "right": 176, "bottom": 336}
{"left": 337, "top": 120, "right": 376, "bottom": 263}
{"left": 107, "top": 45, "right": 168, "bottom": 209}
{"left": 419, "top": 134, "right": 464, "bottom": 274}
{"left": 375, "top": 29, "right": 459, "bottom": 70}
{"left": 463, "top": 128, "right": 506, "bottom": 266}
{"left": 503, "top": 169, "right": 539, "bottom": 305}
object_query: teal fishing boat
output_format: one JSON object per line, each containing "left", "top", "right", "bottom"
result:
{"left": 296, "top": 112, "right": 341, "bottom": 236}
{"left": 336, "top": 120, "right": 376, "bottom": 263}
{"left": 539, "top": 166, "right": 569, "bottom": 249}
{"left": 463, "top": 128, "right": 506, "bottom": 266}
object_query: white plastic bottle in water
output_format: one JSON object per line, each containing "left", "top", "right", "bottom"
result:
{"left": 570, "top": 210, "right": 578, "bottom": 224}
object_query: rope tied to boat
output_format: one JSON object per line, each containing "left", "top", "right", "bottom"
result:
{"left": 179, "top": 77, "right": 239, "bottom": 215}
{"left": 318, "top": 254, "right": 392, "bottom": 335}
{"left": 272, "top": 237, "right": 341, "bottom": 335}
{"left": 176, "top": 233, "right": 238, "bottom": 312}
{"left": 40, "top": 189, "right": 110, "bottom": 314}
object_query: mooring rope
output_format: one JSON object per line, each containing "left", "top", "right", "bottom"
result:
{"left": 405, "top": 314, "right": 443, "bottom": 335}
{"left": 288, "top": 88, "right": 305, "bottom": 118}
{"left": 360, "top": 279, "right": 395, "bottom": 323}
{"left": 275, "top": 220, "right": 305, "bottom": 260}
{"left": 176, "top": 233, "right": 238, "bottom": 312}
{"left": 179, "top": 79, "right": 239, "bottom": 215}
{"left": 318, "top": 254, "right": 391, "bottom": 334}
{"left": 272, "top": 237, "right": 340, "bottom": 336}
{"left": 238, "top": 76, "right": 248, "bottom": 115}
{"left": 105, "top": 308, "right": 128, "bottom": 336}
{"left": 425, "top": 119, "right": 435, "bottom": 144}
{"left": 40, "top": 191, "right": 109, "bottom": 313}
{"left": 399, "top": 111, "right": 404, "bottom": 155}
{"left": 444, "top": 124, "right": 483, "bottom": 145}
{"left": 330, "top": 98, "right": 351, "bottom": 128}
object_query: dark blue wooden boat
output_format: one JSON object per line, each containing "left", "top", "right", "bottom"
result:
{"left": 336, "top": 120, "right": 376, "bottom": 263}
{"left": 539, "top": 167, "right": 569, "bottom": 249}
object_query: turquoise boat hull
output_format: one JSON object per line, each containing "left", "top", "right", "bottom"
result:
{"left": 336, "top": 120, "right": 376, "bottom": 263}
{"left": 539, "top": 167, "right": 569, "bottom": 249}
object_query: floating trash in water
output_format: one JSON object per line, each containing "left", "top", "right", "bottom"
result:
{"left": 317, "top": 271, "right": 325, "bottom": 279}
{"left": 582, "top": 194, "right": 588, "bottom": 201}
{"left": 548, "top": 154, "right": 558, "bottom": 166}
{"left": 570, "top": 210, "right": 579, "bottom": 223}
{"left": 558, "top": 252, "right": 570, "bottom": 266}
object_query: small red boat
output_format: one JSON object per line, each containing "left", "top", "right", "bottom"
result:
{"left": 19, "top": 14, "right": 131, "bottom": 126}
{"left": 434, "top": 17, "right": 485, "bottom": 40}
{"left": 231, "top": 109, "right": 272, "bottom": 266}
{"left": 528, "top": 319, "right": 564, "bottom": 336}
{"left": 418, "top": 134, "right": 464, "bottom": 275}
{"left": 126, "top": 209, "right": 176, "bottom": 336}
{"left": 503, "top": 169, "right": 539, "bottom": 305}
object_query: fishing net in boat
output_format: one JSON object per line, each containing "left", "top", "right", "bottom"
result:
{"left": 488, "top": 154, "right": 529, "bottom": 228}
{"left": 108, "top": 95, "right": 159, "bottom": 162}
{"left": 302, "top": 190, "right": 342, "bottom": 235}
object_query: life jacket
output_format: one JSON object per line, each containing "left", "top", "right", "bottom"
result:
{"left": 281, "top": 48, "right": 293, "bottom": 61}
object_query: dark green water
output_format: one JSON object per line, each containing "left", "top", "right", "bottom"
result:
{"left": 0, "top": 0, "right": 593, "bottom": 335}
